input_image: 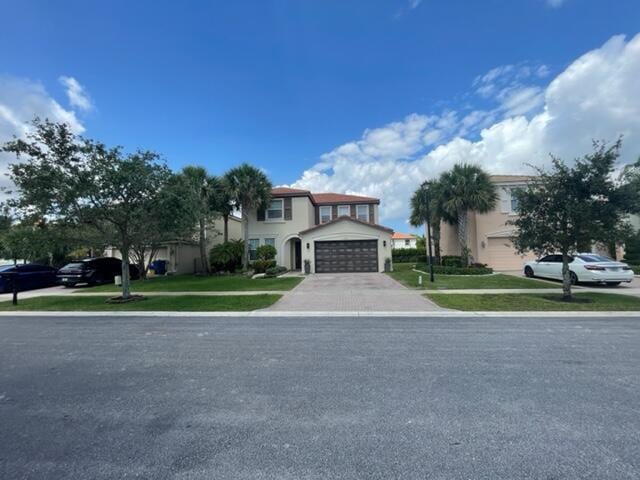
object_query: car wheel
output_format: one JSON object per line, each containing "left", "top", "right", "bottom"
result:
{"left": 524, "top": 266, "right": 534, "bottom": 278}
{"left": 570, "top": 272, "right": 578, "bottom": 285}
{"left": 605, "top": 282, "right": 621, "bottom": 287}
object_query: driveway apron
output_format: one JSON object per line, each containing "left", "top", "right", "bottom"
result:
{"left": 268, "top": 272, "right": 442, "bottom": 311}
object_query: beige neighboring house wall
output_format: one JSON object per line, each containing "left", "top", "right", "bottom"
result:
{"left": 105, "top": 214, "right": 244, "bottom": 275}
{"left": 440, "top": 175, "right": 537, "bottom": 271}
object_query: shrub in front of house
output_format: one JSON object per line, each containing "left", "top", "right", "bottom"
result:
{"left": 264, "top": 265, "right": 288, "bottom": 277}
{"left": 252, "top": 259, "right": 277, "bottom": 273}
{"left": 256, "top": 244, "right": 277, "bottom": 261}
{"left": 392, "top": 248, "right": 426, "bottom": 263}
{"left": 210, "top": 240, "right": 244, "bottom": 273}
{"left": 441, "top": 255, "right": 464, "bottom": 267}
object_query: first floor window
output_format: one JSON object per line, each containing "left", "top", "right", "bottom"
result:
{"left": 405, "top": 239, "right": 410, "bottom": 246}
{"left": 264, "top": 238, "right": 276, "bottom": 251}
{"left": 319, "top": 206, "right": 332, "bottom": 223}
{"left": 337, "top": 205, "right": 350, "bottom": 217}
{"left": 267, "top": 199, "right": 283, "bottom": 219}
{"left": 249, "top": 239, "right": 259, "bottom": 260}
{"left": 356, "top": 204, "right": 369, "bottom": 222}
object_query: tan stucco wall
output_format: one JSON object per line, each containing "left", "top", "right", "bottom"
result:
{"left": 206, "top": 216, "right": 243, "bottom": 248}
{"left": 300, "top": 220, "right": 393, "bottom": 273}
{"left": 246, "top": 196, "right": 315, "bottom": 266}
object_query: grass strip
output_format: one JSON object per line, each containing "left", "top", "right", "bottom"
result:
{"left": 425, "top": 292, "right": 640, "bottom": 311}
{"left": 74, "top": 275, "right": 303, "bottom": 293}
{"left": 0, "top": 294, "right": 281, "bottom": 311}
{"left": 389, "top": 263, "right": 556, "bottom": 290}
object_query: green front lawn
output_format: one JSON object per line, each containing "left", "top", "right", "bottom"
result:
{"left": 0, "top": 294, "right": 281, "bottom": 311}
{"left": 426, "top": 292, "right": 640, "bottom": 311}
{"left": 388, "top": 263, "right": 556, "bottom": 290}
{"left": 75, "top": 274, "right": 303, "bottom": 293}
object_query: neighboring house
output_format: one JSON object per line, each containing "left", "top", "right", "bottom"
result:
{"left": 246, "top": 187, "right": 394, "bottom": 273}
{"left": 105, "top": 215, "right": 243, "bottom": 275}
{"left": 439, "top": 175, "right": 538, "bottom": 270}
{"left": 392, "top": 232, "right": 418, "bottom": 249}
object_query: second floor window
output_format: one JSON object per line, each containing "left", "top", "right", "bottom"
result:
{"left": 319, "top": 206, "right": 332, "bottom": 223}
{"left": 267, "top": 199, "right": 283, "bottom": 220}
{"left": 356, "top": 204, "right": 369, "bottom": 222}
{"left": 337, "top": 205, "right": 350, "bottom": 217}
{"left": 510, "top": 188, "right": 522, "bottom": 213}
{"left": 405, "top": 239, "right": 410, "bottom": 246}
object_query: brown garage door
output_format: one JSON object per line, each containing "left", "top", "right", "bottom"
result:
{"left": 315, "top": 240, "right": 378, "bottom": 273}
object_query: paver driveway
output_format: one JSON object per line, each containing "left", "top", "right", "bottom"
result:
{"left": 269, "top": 272, "right": 442, "bottom": 311}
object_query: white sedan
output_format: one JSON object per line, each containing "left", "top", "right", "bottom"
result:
{"left": 524, "top": 253, "right": 634, "bottom": 286}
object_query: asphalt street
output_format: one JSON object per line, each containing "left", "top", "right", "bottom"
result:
{"left": 0, "top": 315, "right": 638, "bottom": 479}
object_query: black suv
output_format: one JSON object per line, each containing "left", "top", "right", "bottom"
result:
{"left": 57, "top": 258, "right": 140, "bottom": 287}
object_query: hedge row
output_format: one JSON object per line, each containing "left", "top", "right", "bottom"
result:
{"left": 413, "top": 263, "right": 493, "bottom": 275}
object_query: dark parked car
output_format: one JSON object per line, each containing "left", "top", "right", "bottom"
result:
{"left": 57, "top": 258, "right": 140, "bottom": 287}
{"left": 0, "top": 264, "right": 58, "bottom": 293}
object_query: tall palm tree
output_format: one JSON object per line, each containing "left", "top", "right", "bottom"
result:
{"left": 410, "top": 180, "right": 447, "bottom": 263}
{"left": 438, "top": 164, "right": 498, "bottom": 265}
{"left": 178, "top": 166, "right": 215, "bottom": 274}
{"left": 224, "top": 163, "right": 272, "bottom": 271}
{"left": 209, "top": 176, "right": 234, "bottom": 243}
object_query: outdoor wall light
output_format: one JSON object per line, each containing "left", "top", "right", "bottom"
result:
{"left": 306, "top": 243, "right": 310, "bottom": 249}
{"left": 383, "top": 240, "right": 387, "bottom": 247}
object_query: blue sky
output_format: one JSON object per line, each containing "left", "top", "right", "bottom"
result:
{"left": 1, "top": 0, "right": 639, "bottom": 232}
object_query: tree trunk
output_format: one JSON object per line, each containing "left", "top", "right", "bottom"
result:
{"left": 243, "top": 215, "right": 250, "bottom": 272}
{"left": 457, "top": 211, "right": 469, "bottom": 265}
{"left": 432, "top": 220, "right": 441, "bottom": 265}
{"left": 199, "top": 218, "right": 210, "bottom": 275}
{"left": 223, "top": 214, "right": 229, "bottom": 243}
{"left": 120, "top": 243, "right": 131, "bottom": 300}
{"left": 561, "top": 252, "right": 572, "bottom": 300}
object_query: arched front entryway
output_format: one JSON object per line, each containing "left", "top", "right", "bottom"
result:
{"left": 282, "top": 235, "right": 302, "bottom": 271}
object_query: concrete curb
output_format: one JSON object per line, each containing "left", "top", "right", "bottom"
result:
{"left": 1, "top": 311, "right": 640, "bottom": 318}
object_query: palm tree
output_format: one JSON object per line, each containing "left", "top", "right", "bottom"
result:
{"left": 438, "top": 164, "right": 498, "bottom": 265}
{"left": 178, "top": 166, "right": 215, "bottom": 275}
{"left": 410, "top": 180, "right": 446, "bottom": 263}
{"left": 224, "top": 163, "right": 272, "bottom": 271}
{"left": 209, "top": 176, "right": 234, "bottom": 243}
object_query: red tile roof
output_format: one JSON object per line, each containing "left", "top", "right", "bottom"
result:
{"left": 271, "top": 187, "right": 310, "bottom": 195}
{"left": 299, "top": 216, "right": 393, "bottom": 235}
{"left": 271, "top": 188, "right": 380, "bottom": 205}
{"left": 392, "top": 232, "right": 417, "bottom": 240}
{"left": 311, "top": 192, "right": 379, "bottom": 205}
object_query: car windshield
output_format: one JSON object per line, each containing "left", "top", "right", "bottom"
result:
{"left": 61, "top": 263, "right": 86, "bottom": 270}
{"left": 0, "top": 265, "right": 17, "bottom": 272}
{"left": 577, "top": 254, "right": 614, "bottom": 263}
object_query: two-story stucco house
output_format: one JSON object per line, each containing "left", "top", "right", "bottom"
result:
{"left": 439, "top": 175, "right": 538, "bottom": 270}
{"left": 392, "top": 232, "right": 418, "bottom": 249}
{"left": 246, "top": 187, "right": 394, "bottom": 273}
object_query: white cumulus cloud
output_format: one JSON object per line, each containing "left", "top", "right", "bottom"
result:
{"left": 59, "top": 75, "right": 93, "bottom": 111}
{"left": 0, "top": 76, "right": 87, "bottom": 195}
{"left": 292, "top": 33, "right": 640, "bottom": 227}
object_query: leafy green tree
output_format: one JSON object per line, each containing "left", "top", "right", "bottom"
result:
{"left": 209, "top": 240, "right": 244, "bottom": 273}
{"left": 438, "top": 165, "right": 497, "bottom": 265}
{"left": 511, "top": 140, "right": 632, "bottom": 300}
{"left": 224, "top": 163, "right": 272, "bottom": 271}
{"left": 129, "top": 176, "right": 199, "bottom": 279}
{"left": 3, "top": 118, "right": 172, "bottom": 300}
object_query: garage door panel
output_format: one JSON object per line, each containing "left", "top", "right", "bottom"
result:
{"left": 315, "top": 240, "right": 378, "bottom": 273}
{"left": 486, "top": 238, "right": 537, "bottom": 271}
